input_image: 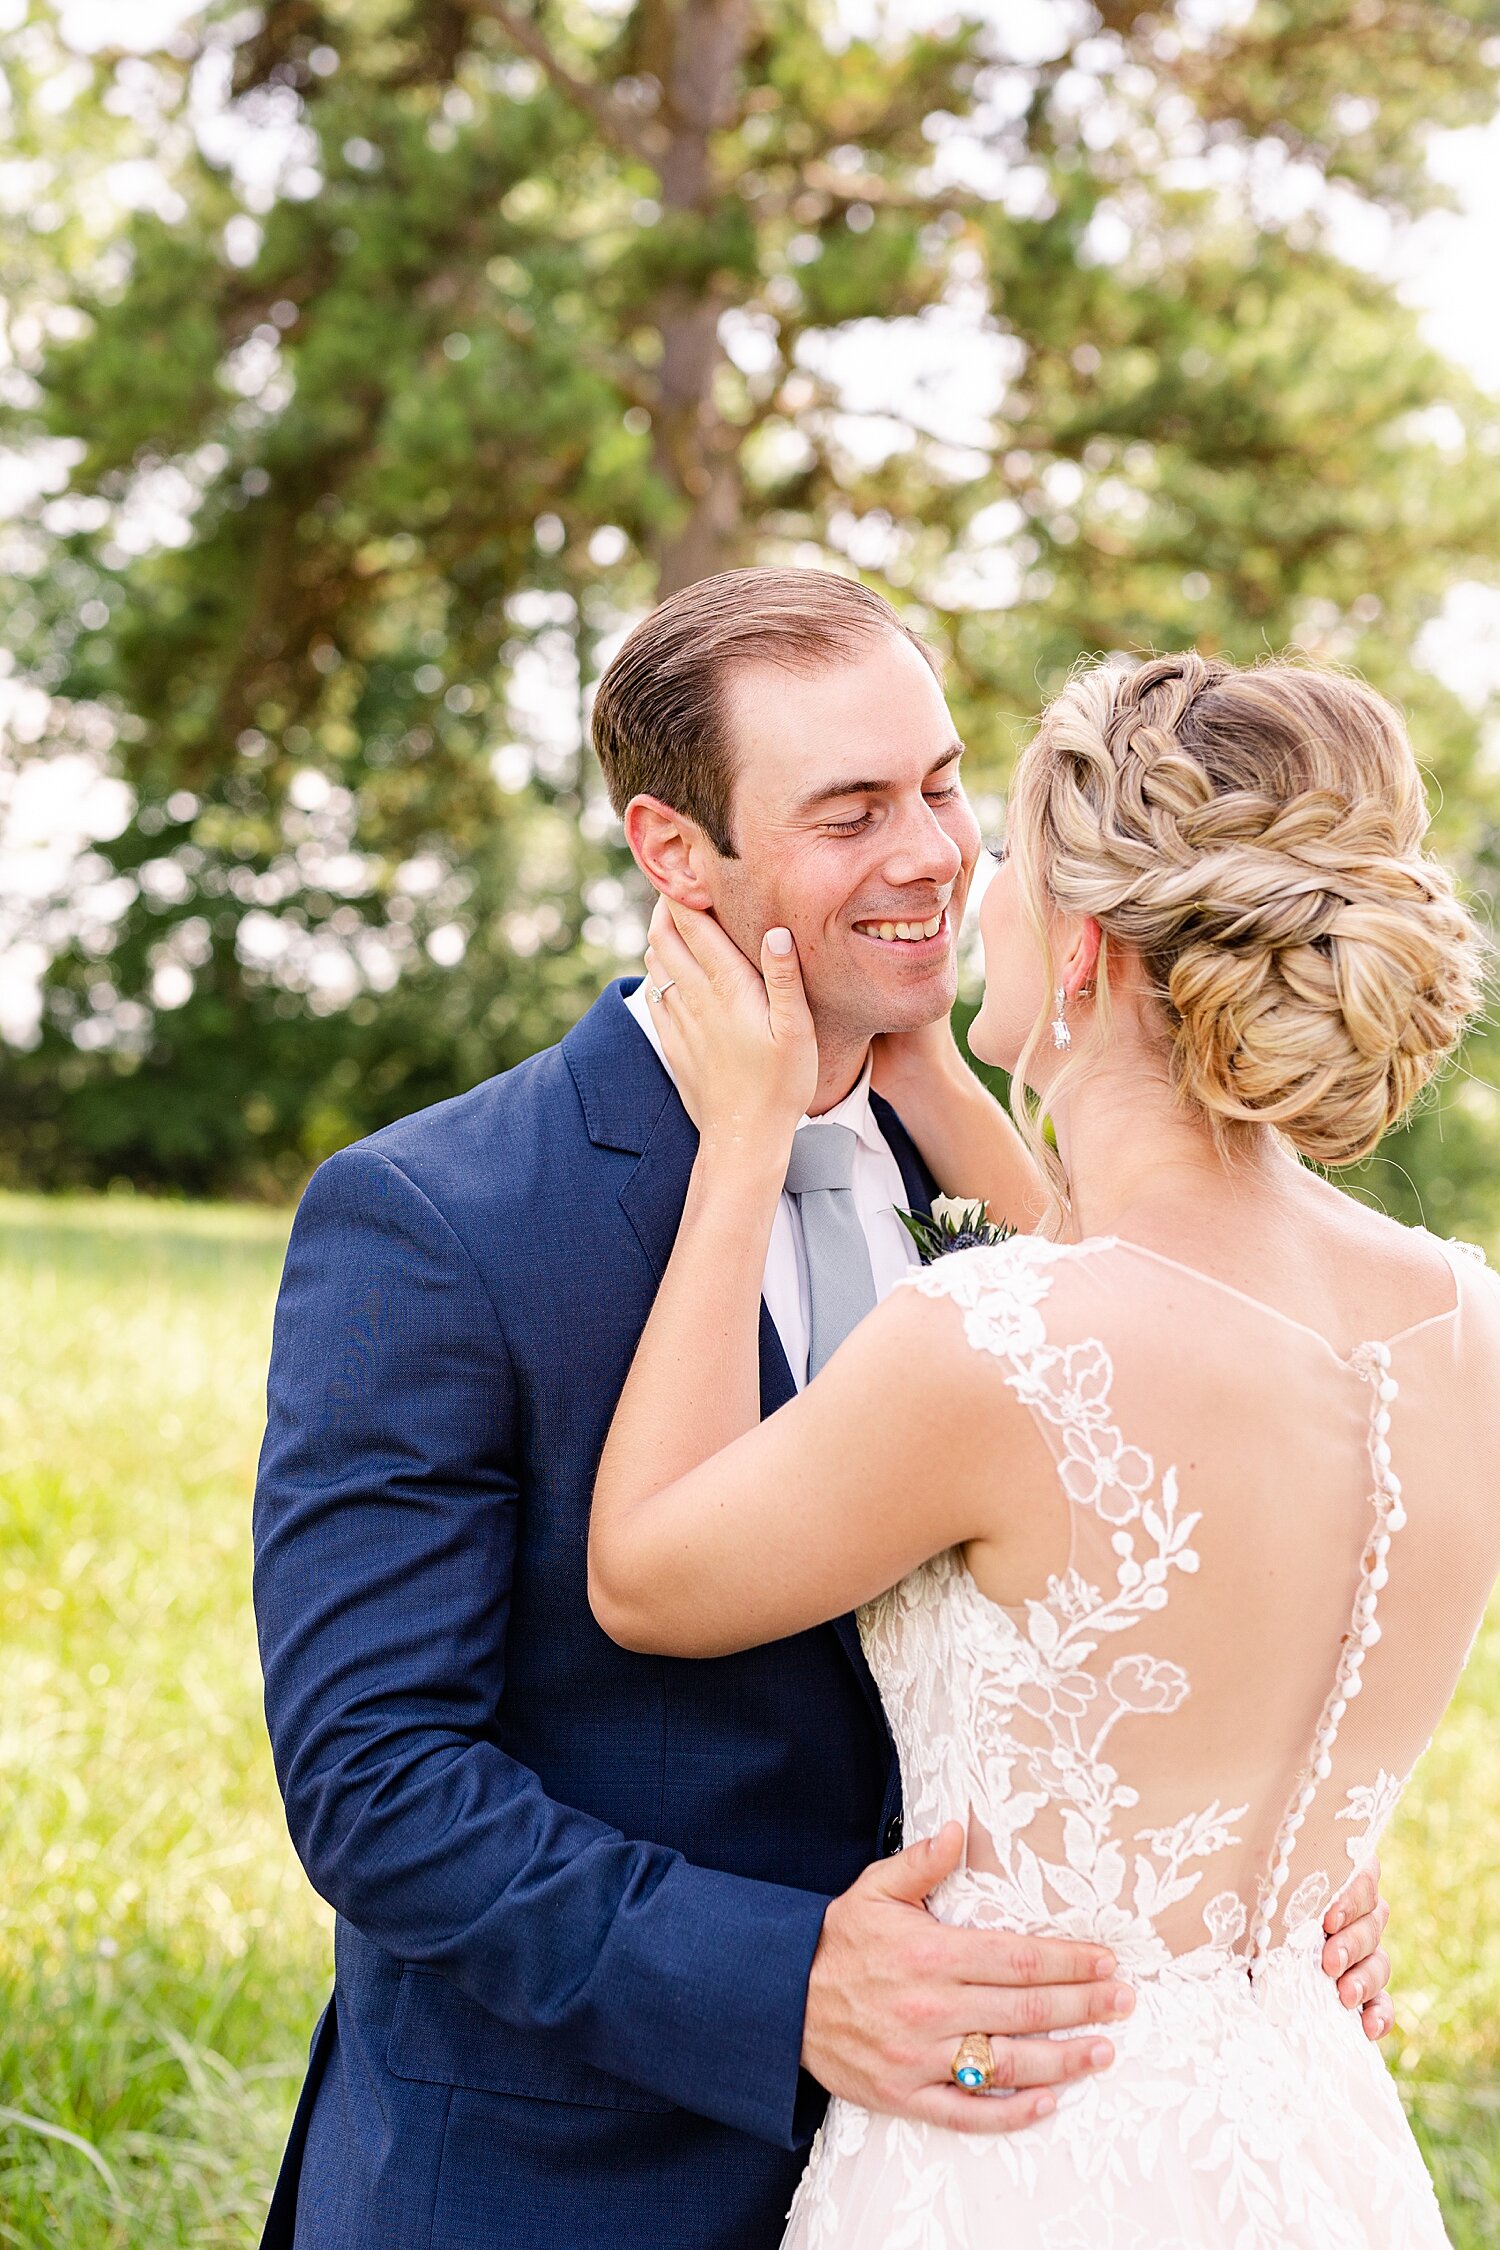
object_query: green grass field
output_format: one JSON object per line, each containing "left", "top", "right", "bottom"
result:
{"left": 2, "top": 1189, "right": 1499, "bottom": 2246}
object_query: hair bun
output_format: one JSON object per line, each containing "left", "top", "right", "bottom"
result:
{"left": 1012, "top": 654, "right": 1487, "bottom": 1171}
{"left": 1167, "top": 854, "right": 1481, "bottom": 1164}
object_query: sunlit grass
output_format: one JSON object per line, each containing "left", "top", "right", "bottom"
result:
{"left": 1, "top": 1189, "right": 1498, "bottom": 2244}
{"left": 0, "top": 1192, "right": 329, "bottom": 2247}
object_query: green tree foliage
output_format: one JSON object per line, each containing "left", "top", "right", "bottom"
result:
{"left": 2, "top": 0, "right": 1499, "bottom": 1210}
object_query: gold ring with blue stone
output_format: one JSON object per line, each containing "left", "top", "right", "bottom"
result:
{"left": 951, "top": 2032, "right": 994, "bottom": 2092}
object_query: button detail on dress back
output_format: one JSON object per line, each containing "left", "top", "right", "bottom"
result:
{"left": 1247, "top": 1341, "right": 1406, "bottom": 1975}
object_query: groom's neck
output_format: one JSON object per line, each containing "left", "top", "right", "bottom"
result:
{"left": 807, "top": 1032, "right": 874, "bottom": 1117}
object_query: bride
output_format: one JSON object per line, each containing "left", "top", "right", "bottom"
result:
{"left": 588, "top": 650, "right": 1498, "bottom": 2248}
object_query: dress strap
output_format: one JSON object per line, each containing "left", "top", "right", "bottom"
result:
{"left": 1246, "top": 1341, "right": 1407, "bottom": 1971}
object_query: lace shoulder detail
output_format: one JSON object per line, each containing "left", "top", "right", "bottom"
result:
{"left": 893, "top": 1234, "right": 1099, "bottom": 1363}
{"left": 1447, "top": 1235, "right": 1489, "bottom": 1267}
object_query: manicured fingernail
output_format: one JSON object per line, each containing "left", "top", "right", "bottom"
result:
{"left": 1089, "top": 2042, "right": 1112, "bottom": 2068}
{"left": 1331, "top": 1944, "right": 1348, "bottom": 1973}
{"left": 1035, "top": 2094, "right": 1054, "bottom": 2118}
{"left": 1094, "top": 1952, "right": 1115, "bottom": 1977}
{"left": 1327, "top": 1909, "right": 1344, "bottom": 1932}
{"left": 1112, "top": 1987, "right": 1133, "bottom": 2015}
{"left": 766, "top": 926, "right": 793, "bottom": 955}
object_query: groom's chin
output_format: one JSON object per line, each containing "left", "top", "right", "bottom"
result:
{"left": 857, "top": 956, "right": 960, "bottom": 1034}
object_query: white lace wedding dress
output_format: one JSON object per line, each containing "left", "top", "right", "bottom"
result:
{"left": 783, "top": 1231, "right": 1500, "bottom": 2250}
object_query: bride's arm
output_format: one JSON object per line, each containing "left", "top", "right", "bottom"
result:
{"left": 591, "top": 902, "right": 998, "bottom": 1658}
{"left": 592, "top": 1279, "right": 994, "bottom": 1655}
{"left": 597, "top": 902, "right": 810, "bottom": 1505}
{"left": 871, "top": 1016, "right": 1046, "bottom": 1234}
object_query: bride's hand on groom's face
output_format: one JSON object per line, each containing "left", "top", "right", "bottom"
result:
{"left": 644, "top": 898, "right": 818, "bottom": 1162}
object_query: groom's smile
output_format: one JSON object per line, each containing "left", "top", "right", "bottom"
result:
{"left": 604, "top": 574, "right": 982, "bottom": 1104}
{"left": 708, "top": 634, "right": 981, "bottom": 1068}
{"left": 851, "top": 906, "right": 950, "bottom": 948}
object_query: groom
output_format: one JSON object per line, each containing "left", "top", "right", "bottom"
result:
{"left": 254, "top": 568, "right": 1392, "bottom": 2250}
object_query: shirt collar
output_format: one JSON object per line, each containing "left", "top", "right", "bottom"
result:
{"left": 624, "top": 975, "right": 884, "bottom": 1154}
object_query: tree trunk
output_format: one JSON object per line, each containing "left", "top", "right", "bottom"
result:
{"left": 641, "top": 0, "right": 752, "bottom": 594}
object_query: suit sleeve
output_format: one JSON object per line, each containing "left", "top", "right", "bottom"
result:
{"left": 253, "top": 1144, "right": 831, "bottom": 2147}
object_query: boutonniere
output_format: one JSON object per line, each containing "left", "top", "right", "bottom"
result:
{"left": 896, "top": 1194, "right": 1015, "bottom": 1265}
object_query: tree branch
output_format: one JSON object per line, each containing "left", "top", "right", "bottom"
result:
{"left": 797, "top": 159, "right": 976, "bottom": 219}
{"left": 460, "top": 0, "right": 660, "bottom": 168}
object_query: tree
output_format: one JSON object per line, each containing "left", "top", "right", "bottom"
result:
{"left": 2, "top": 0, "right": 1498, "bottom": 1209}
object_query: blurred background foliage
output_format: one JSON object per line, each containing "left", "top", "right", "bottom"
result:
{"left": 0, "top": 0, "right": 1498, "bottom": 1223}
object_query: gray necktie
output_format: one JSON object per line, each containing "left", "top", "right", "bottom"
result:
{"left": 784, "top": 1122, "right": 879, "bottom": 1379}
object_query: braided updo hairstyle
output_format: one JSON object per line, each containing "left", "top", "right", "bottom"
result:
{"left": 1007, "top": 652, "right": 1485, "bottom": 1184}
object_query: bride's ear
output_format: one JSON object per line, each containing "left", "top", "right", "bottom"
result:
{"left": 623, "top": 795, "right": 717, "bottom": 911}
{"left": 1060, "top": 915, "right": 1102, "bottom": 1002}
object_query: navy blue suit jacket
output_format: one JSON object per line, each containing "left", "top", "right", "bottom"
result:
{"left": 253, "top": 979, "right": 934, "bottom": 2250}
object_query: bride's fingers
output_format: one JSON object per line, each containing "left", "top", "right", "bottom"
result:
{"left": 1361, "top": 1996, "right": 1395, "bottom": 2042}
{"left": 643, "top": 913, "right": 706, "bottom": 1002}
{"left": 663, "top": 896, "right": 760, "bottom": 986}
{"left": 760, "top": 925, "right": 811, "bottom": 1013}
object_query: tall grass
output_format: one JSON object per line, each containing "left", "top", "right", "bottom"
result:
{"left": 1, "top": 1189, "right": 1498, "bottom": 2244}
{"left": 0, "top": 1193, "right": 327, "bottom": 2247}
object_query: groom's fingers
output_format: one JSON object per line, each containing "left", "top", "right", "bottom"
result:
{"left": 927, "top": 2028, "right": 1115, "bottom": 2097}
{"left": 1329, "top": 1906, "right": 1389, "bottom": 2001}
{"left": 1324, "top": 1857, "right": 1380, "bottom": 1937}
{"left": 947, "top": 1976, "right": 1134, "bottom": 2038}
{"left": 909, "top": 2085, "right": 1061, "bottom": 2138}
{"left": 943, "top": 1925, "right": 1118, "bottom": 1989}
{"left": 1322, "top": 1856, "right": 1391, "bottom": 2010}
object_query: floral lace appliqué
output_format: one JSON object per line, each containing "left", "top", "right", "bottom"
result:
{"left": 781, "top": 1238, "right": 1453, "bottom": 2250}
{"left": 869, "top": 1241, "right": 1231, "bottom": 1963}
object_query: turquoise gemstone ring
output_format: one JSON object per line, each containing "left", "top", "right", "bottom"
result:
{"left": 951, "top": 2032, "right": 995, "bottom": 2092}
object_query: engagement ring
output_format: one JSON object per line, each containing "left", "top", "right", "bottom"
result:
{"left": 647, "top": 980, "right": 676, "bottom": 1003}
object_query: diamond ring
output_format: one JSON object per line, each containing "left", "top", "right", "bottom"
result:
{"left": 647, "top": 979, "right": 676, "bottom": 1004}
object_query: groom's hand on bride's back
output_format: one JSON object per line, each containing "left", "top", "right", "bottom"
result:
{"left": 1323, "top": 1858, "right": 1394, "bottom": 2041}
{"left": 801, "top": 1823, "right": 1133, "bottom": 2135}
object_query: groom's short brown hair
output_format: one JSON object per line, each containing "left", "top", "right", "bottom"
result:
{"left": 591, "top": 567, "right": 942, "bottom": 857}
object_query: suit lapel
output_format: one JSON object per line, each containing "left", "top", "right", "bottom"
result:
{"left": 564, "top": 984, "right": 902, "bottom": 1729}
{"left": 870, "top": 1089, "right": 937, "bottom": 1217}
{"left": 565, "top": 981, "right": 807, "bottom": 1430}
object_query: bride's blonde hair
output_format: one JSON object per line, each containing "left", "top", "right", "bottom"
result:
{"left": 1006, "top": 651, "right": 1486, "bottom": 1208}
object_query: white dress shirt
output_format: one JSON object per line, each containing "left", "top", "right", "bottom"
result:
{"left": 625, "top": 978, "right": 920, "bottom": 1390}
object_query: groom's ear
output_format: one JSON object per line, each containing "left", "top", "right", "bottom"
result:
{"left": 623, "top": 795, "right": 717, "bottom": 912}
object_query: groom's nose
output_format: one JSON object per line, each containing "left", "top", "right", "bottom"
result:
{"left": 877, "top": 799, "right": 965, "bottom": 892}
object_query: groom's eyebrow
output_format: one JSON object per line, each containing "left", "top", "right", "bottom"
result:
{"left": 793, "top": 740, "right": 965, "bottom": 815}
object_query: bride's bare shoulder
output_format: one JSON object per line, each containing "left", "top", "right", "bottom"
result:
{"left": 1303, "top": 1180, "right": 1493, "bottom": 1307}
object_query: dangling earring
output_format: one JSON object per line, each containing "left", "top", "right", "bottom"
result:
{"left": 1051, "top": 987, "right": 1072, "bottom": 1051}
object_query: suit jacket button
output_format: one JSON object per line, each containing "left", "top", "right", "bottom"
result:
{"left": 882, "top": 1813, "right": 904, "bottom": 1856}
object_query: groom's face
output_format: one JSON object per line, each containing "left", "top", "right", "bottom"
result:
{"left": 707, "top": 635, "right": 981, "bottom": 1045}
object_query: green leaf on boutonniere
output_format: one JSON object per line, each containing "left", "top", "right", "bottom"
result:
{"left": 896, "top": 1195, "right": 1016, "bottom": 1265}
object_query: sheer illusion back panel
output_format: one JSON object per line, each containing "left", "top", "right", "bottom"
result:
{"left": 888, "top": 1235, "right": 1500, "bottom": 1967}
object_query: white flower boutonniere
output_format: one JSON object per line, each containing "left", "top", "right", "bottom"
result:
{"left": 897, "top": 1195, "right": 1015, "bottom": 1265}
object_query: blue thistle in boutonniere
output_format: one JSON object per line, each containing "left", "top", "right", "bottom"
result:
{"left": 896, "top": 1195, "right": 1015, "bottom": 1265}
